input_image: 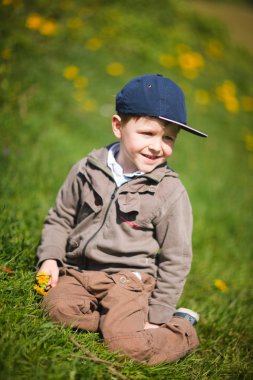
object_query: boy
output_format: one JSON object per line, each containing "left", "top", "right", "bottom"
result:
{"left": 36, "top": 74, "right": 207, "bottom": 365}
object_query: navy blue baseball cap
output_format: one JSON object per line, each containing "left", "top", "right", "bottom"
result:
{"left": 116, "top": 74, "right": 208, "bottom": 137}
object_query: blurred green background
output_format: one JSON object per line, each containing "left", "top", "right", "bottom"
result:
{"left": 0, "top": 0, "right": 253, "bottom": 379}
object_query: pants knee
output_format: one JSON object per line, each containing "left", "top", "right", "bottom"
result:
{"left": 42, "top": 297, "right": 99, "bottom": 331}
{"left": 104, "top": 332, "right": 152, "bottom": 362}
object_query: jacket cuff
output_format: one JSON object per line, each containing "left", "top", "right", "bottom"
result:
{"left": 37, "top": 246, "right": 65, "bottom": 268}
{"left": 148, "top": 304, "right": 175, "bottom": 324}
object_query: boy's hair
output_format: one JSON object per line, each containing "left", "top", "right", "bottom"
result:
{"left": 117, "top": 113, "right": 171, "bottom": 128}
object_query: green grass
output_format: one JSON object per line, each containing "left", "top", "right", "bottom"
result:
{"left": 1, "top": 0, "right": 253, "bottom": 379}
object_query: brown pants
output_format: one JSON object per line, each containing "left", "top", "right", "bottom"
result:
{"left": 42, "top": 268, "right": 199, "bottom": 365}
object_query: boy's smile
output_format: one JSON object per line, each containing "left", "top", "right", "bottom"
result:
{"left": 112, "top": 115, "right": 180, "bottom": 173}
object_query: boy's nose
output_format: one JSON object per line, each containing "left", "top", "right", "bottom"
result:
{"left": 149, "top": 138, "right": 162, "bottom": 153}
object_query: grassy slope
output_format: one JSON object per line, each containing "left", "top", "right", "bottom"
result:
{"left": 0, "top": 0, "right": 253, "bottom": 379}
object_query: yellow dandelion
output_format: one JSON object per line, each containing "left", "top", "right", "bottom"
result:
{"left": 214, "top": 279, "right": 229, "bottom": 293}
{"left": 82, "top": 99, "right": 97, "bottom": 112}
{"left": 74, "top": 76, "right": 89, "bottom": 89}
{"left": 34, "top": 284, "right": 47, "bottom": 296}
{"left": 241, "top": 96, "right": 253, "bottom": 112}
{"left": 106, "top": 62, "right": 125, "bottom": 76}
{"left": 195, "top": 89, "right": 210, "bottom": 105}
{"left": 40, "top": 20, "right": 57, "bottom": 36}
{"left": 1, "top": 48, "right": 11, "bottom": 60}
{"left": 36, "top": 272, "right": 50, "bottom": 286}
{"left": 206, "top": 39, "right": 224, "bottom": 59}
{"left": 159, "top": 54, "right": 176, "bottom": 68}
{"left": 2, "top": 0, "right": 12, "bottom": 5}
{"left": 85, "top": 37, "right": 103, "bottom": 51}
{"left": 216, "top": 80, "right": 237, "bottom": 101}
{"left": 243, "top": 132, "right": 253, "bottom": 152}
{"left": 224, "top": 96, "right": 239, "bottom": 113}
{"left": 63, "top": 65, "right": 80, "bottom": 80}
{"left": 26, "top": 14, "right": 43, "bottom": 30}
{"left": 178, "top": 51, "right": 205, "bottom": 71}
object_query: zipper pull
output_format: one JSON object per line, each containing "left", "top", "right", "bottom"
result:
{"left": 111, "top": 189, "right": 116, "bottom": 199}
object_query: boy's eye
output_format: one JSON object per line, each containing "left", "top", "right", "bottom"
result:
{"left": 141, "top": 132, "right": 153, "bottom": 136}
{"left": 164, "top": 136, "right": 174, "bottom": 142}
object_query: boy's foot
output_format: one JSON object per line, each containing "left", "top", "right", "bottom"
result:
{"left": 173, "top": 308, "right": 200, "bottom": 326}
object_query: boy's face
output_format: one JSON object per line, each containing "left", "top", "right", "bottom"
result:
{"left": 112, "top": 115, "right": 180, "bottom": 173}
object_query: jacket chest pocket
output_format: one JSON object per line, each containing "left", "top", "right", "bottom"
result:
{"left": 116, "top": 188, "right": 157, "bottom": 230}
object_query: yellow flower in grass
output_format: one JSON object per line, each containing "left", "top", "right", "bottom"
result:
{"left": 178, "top": 51, "right": 205, "bottom": 80}
{"left": 216, "top": 80, "right": 239, "bottom": 113}
{"left": 214, "top": 279, "right": 229, "bottom": 293}
{"left": 63, "top": 65, "right": 80, "bottom": 80}
{"left": 106, "top": 62, "right": 125, "bottom": 76}
{"left": 40, "top": 20, "right": 57, "bottom": 36}
{"left": 224, "top": 96, "right": 239, "bottom": 113}
{"left": 85, "top": 38, "right": 103, "bottom": 51}
{"left": 26, "top": 14, "right": 43, "bottom": 30}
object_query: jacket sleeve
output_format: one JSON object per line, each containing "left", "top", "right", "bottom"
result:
{"left": 148, "top": 188, "right": 193, "bottom": 324}
{"left": 36, "top": 161, "right": 83, "bottom": 267}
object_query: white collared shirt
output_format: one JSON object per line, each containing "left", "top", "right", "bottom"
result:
{"left": 107, "top": 143, "right": 144, "bottom": 187}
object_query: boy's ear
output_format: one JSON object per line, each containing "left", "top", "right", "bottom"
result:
{"left": 112, "top": 114, "right": 123, "bottom": 139}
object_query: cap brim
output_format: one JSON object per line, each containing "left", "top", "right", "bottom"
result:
{"left": 159, "top": 116, "right": 208, "bottom": 138}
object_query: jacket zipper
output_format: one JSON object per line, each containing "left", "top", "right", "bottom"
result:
{"left": 81, "top": 187, "right": 117, "bottom": 266}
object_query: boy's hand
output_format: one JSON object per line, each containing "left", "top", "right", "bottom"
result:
{"left": 39, "top": 259, "right": 59, "bottom": 288}
{"left": 144, "top": 322, "right": 159, "bottom": 329}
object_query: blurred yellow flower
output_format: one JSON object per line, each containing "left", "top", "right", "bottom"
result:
{"left": 26, "top": 14, "right": 43, "bottom": 30}
{"left": 85, "top": 38, "right": 103, "bottom": 51}
{"left": 40, "top": 20, "right": 57, "bottom": 36}
{"left": 216, "top": 80, "right": 237, "bottom": 101}
{"left": 106, "top": 62, "right": 125, "bottom": 76}
{"left": 243, "top": 132, "right": 253, "bottom": 152}
{"left": 74, "top": 76, "right": 89, "bottom": 89}
{"left": 224, "top": 96, "right": 239, "bottom": 113}
{"left": 2, "top": 0, "right": 12, "bottom": 5}
{"left": 178, "top": 51, "right": 204, "bottom": 79}
{"left": 195, "top": 89, "right": 210, "bottom": 105}
{"left": 82, "top": 99, "right": 97, "bottom": 112}
{"left": 67, "top": 17, "right": 83, "bottom": 29}
{"left": 63, "top": 65, "right": 80, "bottom": 80}
{"left": 159, "top": 54, "right": 176, "bottom": 68}
{"left": 241, "top": 96, "right": 253, "bottom": 112}
{"left": 206, "top": 39, "right": 224, "bottom": 59}
{"left": 1, "top": 48, "right": 11, "bottom": 60}
{"left": 216, "top": 80, "right": 239, "bottom": 113}
{"left": 214, "top": 279, "right": 229, "bottom": 293}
